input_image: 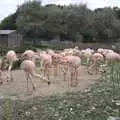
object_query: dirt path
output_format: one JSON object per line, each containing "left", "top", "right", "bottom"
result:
{"left": 0, "top": 66, "right": 100, "bottom": 101}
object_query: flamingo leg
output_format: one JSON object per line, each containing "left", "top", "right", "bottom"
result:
{"left": 0, "top": 71, "right": 3, "bottom": 85}
{"left": 94, "top": 63, "right": 99, "bottom": 74}
{"left": 54, "top": 64, "right": 58, "bottom": 76}
{"left": 43, "top": 65, "right": 50, "bottom": 80}
{"left": 73, "top": 69, "right": 76, "bottom": 86}
{"left": 25, "top": 72, "right": 29, "bottom": 91}
{"left": 64, "top": 71, "right": 66, "bottom": 81}
{"left": 8, "top": 62, "right": 13, "bottom": 81}
{"left": 10, "top": 71, "right": 13, "bottom": 81}
{"left": 71, "top": 70, "right": 73, "bottom": 87}
{"left": 62, "top": 67, "right": 67, "bottom": 81}
{"left": 28, "top": 74, "right": 36, "bottom": 90}
{"left": 43, "top": 66, "right": 46, "bottom": 76}
{"left": 75, "top": 69, "right": 78, "bottom": 86}
{"left": 45, "top": 65, "right": 49, "bottom": 80}
{"left": 88, "top": 61, "right": 96, "bottom": 75}
{"left": 40, "top": 58, "right": 44, "bottom": 71}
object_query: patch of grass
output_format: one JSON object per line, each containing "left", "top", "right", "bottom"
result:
{"left": 3, "top": 99, "right": 12, "bottom": 120}
{"left": 1, "top": 62, "right": 120, "bottom": 120}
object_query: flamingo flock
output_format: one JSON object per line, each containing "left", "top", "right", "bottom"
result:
{"left": 0, "top": 46, "right": 119, "bottom": 91}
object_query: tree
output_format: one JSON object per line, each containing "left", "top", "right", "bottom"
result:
{"left": 42, "top": 4, "right": 68, "bottom": 38}
{"left": 65, "top": 4, "right": 91, "bottom": 41}
{"left": 0, "top": 13, "right": 16, "bottom": 30}
{"left": 84, "top": 7, "right": 120, "bottom": 42}
{"left": 10, "top": 1, "right": 120, "bottom": 42}
{"left": 16, "top": 0, "right": 42, "bottom": 36}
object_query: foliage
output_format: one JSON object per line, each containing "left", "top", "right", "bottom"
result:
{"left": 0, "top": 13, "right": 17, "bottom": 30}
{"left": 3, "top": 99, "right": 12, "bottom": 120}
{"left": 1, "top": 1, "right": 120, "bottom": 42}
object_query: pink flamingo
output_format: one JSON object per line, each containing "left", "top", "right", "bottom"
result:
{"left": 6, "top": 50, "right": 18, "bottom": 81}
{"left": 20, "top": 60, "right": 50, "bottom": 91}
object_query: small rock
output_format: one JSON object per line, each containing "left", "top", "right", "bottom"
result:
{"left": 25, "top": 111, "right": 30, "bottom": 116}
{"left": 70, "top": 108, "right": 73, "bottom": 112}
{"left": 32, "top": 106, "right": 37, "bottom": 110}
{"left": 115, "top": 101, "right": 120, "bottom": 106}
{"left": 91, "top": 106, "right": 95, "bottom": 110}
{"left": 0, "top": 96, "right": 4, "bottom": 99}
{"left": 77, "top": 104, "right": 80, "bottom": 107}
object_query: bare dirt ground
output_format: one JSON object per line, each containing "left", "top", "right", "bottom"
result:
{"left": 0, "top": 66, "right": 100, "bottom": 101}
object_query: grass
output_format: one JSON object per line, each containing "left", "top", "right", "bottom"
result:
{"left": 1, "top": 62, "right": 120, "bottom": 120}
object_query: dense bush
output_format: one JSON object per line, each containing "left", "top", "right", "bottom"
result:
{"left": 12, "top": 46, "right": 37, "bottom": 53}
